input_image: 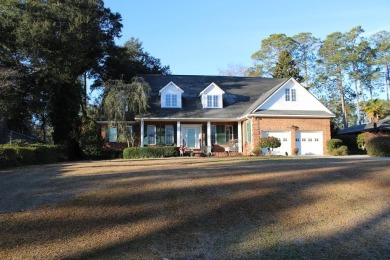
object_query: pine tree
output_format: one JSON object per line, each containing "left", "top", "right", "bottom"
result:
{"left": 272, "top": 50, "right": 303, "bottom": 82}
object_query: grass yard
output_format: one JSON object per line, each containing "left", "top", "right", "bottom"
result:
{"left": 0, "top": 156, "right": 389, "bottom": 259}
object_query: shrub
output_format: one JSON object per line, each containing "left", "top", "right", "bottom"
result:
{"left": 332, "top": 145, "right": 349, "bottom": 156}
{"left": 257, "top": 136, "right": 281, "bottom": 156}
{"left": 31, "top": 144, "right": 59, "bottom": 164}
{"left": 0, "top": 147, "right": 18, "bottom": 168}
{"left": 123, "top": 146, "right": 179, "bottom": 159}
{"left": 0, "top": 143, "right": 61, "bottom": 168}
{"left": 365, "top": 135, "right": 390, "bottom": 157}
{"left": 252, "top": 147, "right": 263, "bottom": 156}
{"left": 326, "top": 138, "right": 342, "bottom": 153}
{"left": 15, "top": 147, "right": 37, "bottom": 165}
{"left": 356, "top": 132, "right": 374, "bottom": 150}
{"left": 79, "top": 118, "right": 104, "bottom": 160}
{"left": 326, "top": 138, "right": 348, "bottom": 156}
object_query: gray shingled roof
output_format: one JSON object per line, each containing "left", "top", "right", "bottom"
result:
{"left": 338, "top": 116, "right": 390, "bottom": 134}
{"left": 138, "top": 75, "right": 331, "bottom": 120}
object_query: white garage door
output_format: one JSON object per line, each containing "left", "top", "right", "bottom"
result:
{"left": 295, "top": 131, "right": 323, "bottom": 155}
{"left": 262, "top": 131, "right": 291, "bottom": 156}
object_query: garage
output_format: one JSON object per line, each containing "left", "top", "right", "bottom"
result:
{"left": 295, "top": 131, "right": 323, "bottom": 155}
{"left": 262, "top": 131, "right": 291, "bottom": 155}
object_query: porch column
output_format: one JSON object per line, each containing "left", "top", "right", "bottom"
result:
{"left": 177, "top": 121, "right": 181, "bottom": 146}
{"left": 237, "top": 121, "right": 242, "bottom": 153}
{"left": 140, "top": 119, "right": 144, "bottom": 147}
{"left": 207, "top": 121, "right": 211, "bottom": 153}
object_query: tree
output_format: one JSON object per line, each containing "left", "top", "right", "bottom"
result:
{"left": 370, "top": 31, "right": 390, "bottom": 101}
{"left": 1, "top": 0, "right": 122, "bottom": 151}
{"left": 95, "top": 37, "right": 170, "bottom": 87}
{"left": 318, "top": 32, "right": 349, "bottom": 128}
{"left": 256, "top": 136, "right": 281, "bottom": 156}
{"left": 218, "top": 63, "right": 250, "bottom": 77}
{"left": 272, "top": 50, "right": 303, "bottom": 81}
{"left": 103, "top": 77, "right": 151, "bottom": 147}
{"left": 251, "top": 34, "right": 296, "bottom": 77}
{"left": 363, "top": 99, "right": 385, "bottom": 123}
{"left": 344, "top": 26, "right": 365, "bottom": 124}
{"left": 292, "top": 33, "right": 320, "bottom": 89}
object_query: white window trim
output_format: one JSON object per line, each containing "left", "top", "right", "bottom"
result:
{"left": 291, "top": 89, "right": 296, "bottom": 101}
{"left": 285, "top": 89, "right": 290, "bottom": 101}
{"left": 165, "top": 94, "right": 171, "bottom": 107}
{"left": 172, "top": 95, "right": 177, "bottom": 107}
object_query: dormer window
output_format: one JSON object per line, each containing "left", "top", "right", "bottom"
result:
{"left": 200, "top": 82, "right": 225, "bottom": 109}
{"left": 206, "top": 95, "right": 219, "bottom": 108}
{"left": 159, "top": 81, "right": 183, "bottom": 108}
{"left": 165, "top": 94, "right": 178, "bottom": 107}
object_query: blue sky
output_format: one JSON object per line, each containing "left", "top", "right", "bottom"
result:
{"left": 104, "top": 0, "right": 390, "bottom": 76}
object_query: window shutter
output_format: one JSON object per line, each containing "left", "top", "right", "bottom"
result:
{"left": 246, "top": 121, "right": 252, "bottom": 142}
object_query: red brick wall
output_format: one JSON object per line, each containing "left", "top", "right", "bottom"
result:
{"left": 244, "top": 117, "right": 331, "bottom": 155}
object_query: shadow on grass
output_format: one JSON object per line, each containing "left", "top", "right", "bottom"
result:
{"left": 0, "top": 157, "right": 389, "bottom": 259}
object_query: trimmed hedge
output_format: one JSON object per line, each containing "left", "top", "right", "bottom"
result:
{"left": 0, "top": 147, "right": 19, "bottom": 168}
{"left": 123, "top": 146, "right": 179, "bottom": 159}
{"left": 365, "top": 135, "right": 390, "bottom": 157}
{"left": 326, "top": 138, "right": 348, "bottom": 156}
{"left": 0, "top": 144, "right": 60, "bottom": 169}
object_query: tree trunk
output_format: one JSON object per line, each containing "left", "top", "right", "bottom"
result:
{"left": 338, "top": 71, "right": 348, "bottom": 128}
{"left": 81, "top": 72, "right": 88, "bottom": 117}
{"left": 386, "top": 65, "right": 390, "bottom": 102}
{"left": 354, "top": 79, "right": 361, "bottom": 124}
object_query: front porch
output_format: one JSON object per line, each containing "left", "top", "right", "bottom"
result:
{"left": 140, "top": 120, "right": 243, "bottom": 155}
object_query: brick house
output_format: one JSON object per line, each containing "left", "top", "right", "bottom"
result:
{"left": 100, "top": 75, "right": 334, "bottom": 156}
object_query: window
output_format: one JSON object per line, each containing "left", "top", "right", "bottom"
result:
{"left": 285, "top": 89, "right": 290, "bottom": 101}
{"left": 213, "top": 95, "right": 218, "bottom": 107}
{"left": 315, "top": 138, "right": 319, "bottom": 142}
{"left": 109, "top": 127, "right": 117, "bottom": 142}
{"left": 165, "top": 94, "right": 171, "bottom": 107}
{"left": 165, "top": 94, "right": 178, "bottom": 107}
{"left": 165, "top": 125, "right": 174, "bottom": 145}
{"left": 206, "top": 95, "right": 219, "bottom": 108}
{"left": 225, "top": 125, "right": 233, "bottom": 142}
{"left": 291, "top": 89, "right": 296, "bottom": 101}
{"left": 207, "top": 95, "right": 212, "bottom": 107}
{"left": 172, "top": 95, "right": 177, "bottom": 107}
{"left": 283, "top": 138, "right": 288, "bottom": 142}
{"left": 296, "top": 138, "right": 300, "bottom": 142}
{"left": 147, "top": 125, "right": 156, "bottom": 145}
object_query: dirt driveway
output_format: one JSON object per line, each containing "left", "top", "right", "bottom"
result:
{"left": 1, "top": 156, "right": 389, "bottom": 259}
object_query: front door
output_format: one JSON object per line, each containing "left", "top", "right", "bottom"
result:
{"left": 187, "top": 128, "right": 196, "bottom": 148}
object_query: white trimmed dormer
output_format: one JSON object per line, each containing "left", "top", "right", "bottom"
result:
{"left": 159, "top": 81, "right": 184, "bottom": 108}
{"left": 254, "top": 78, "right": 333, "bottom": 113}
{"left": 199, "top": 82, "right": 225, "bottom": 109}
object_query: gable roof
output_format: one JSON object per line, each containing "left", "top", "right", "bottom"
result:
{"left": 199, "top": 82, "right": 225, "bottom": 96}
{"left": 158, "top": 81, "right": 184, "bottom": 95}
{"left": 138, "top": 75, "right": 334, "bottom": 120}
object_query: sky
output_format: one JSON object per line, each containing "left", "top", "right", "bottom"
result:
{"left": 103, "top": 0, "right": 390, "bottom": 76}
